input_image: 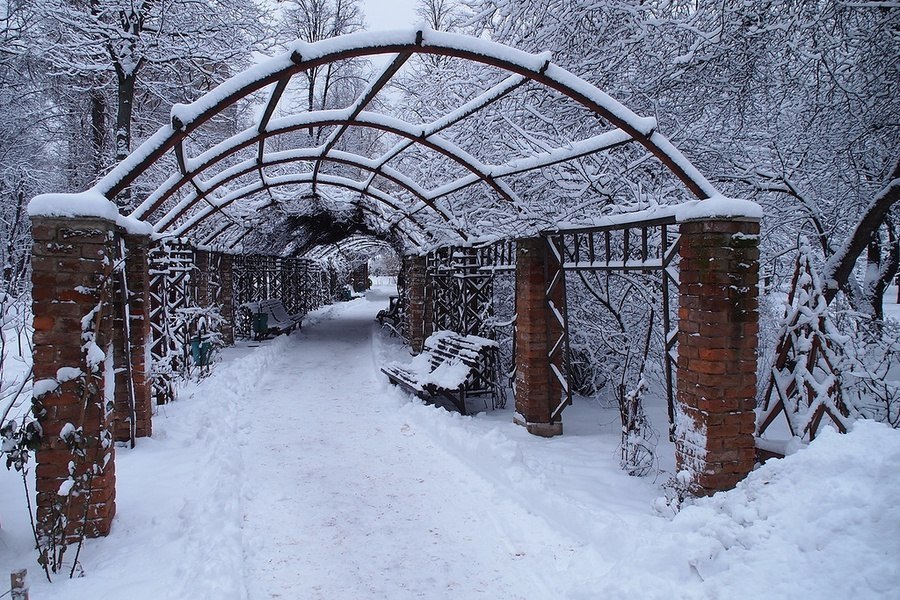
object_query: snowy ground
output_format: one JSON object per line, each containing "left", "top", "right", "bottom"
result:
{"left": 1, "top": 285, "right": 899, "bottom": 598}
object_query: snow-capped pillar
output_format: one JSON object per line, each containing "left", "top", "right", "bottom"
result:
{"left": 676, "top": 218, "right": 760, "bottom": 495}
{"left": 31, "top": 215, "right": 117, "bottom": 539}
{"left": 218, "top": 252, "right": 235, "bottom": 346}
{"left": 112, "top": 232, "right": 153, "bottom": 442}
{"left": 405, "top": 255, "right": 427, "bottom": 353}
{"left": 513, "top": 237, "right": 563, "bottom": 437}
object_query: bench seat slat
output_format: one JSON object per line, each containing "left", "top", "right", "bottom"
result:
{"left": 382, "top": 330, "right": 498, "bottom": 415}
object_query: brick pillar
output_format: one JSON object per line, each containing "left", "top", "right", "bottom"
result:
{"left": 219, "top": 253, "right": 235, "bottom": 345}
{"left": 405, "top": 255, "right": 427, "bottom": 353}
{"left": 194, "top": 249, "right": 210, "bottom": 308}
{"left": 676, "top": 219, "right": 759, "bottom": 495}
{"left": 422, "top": 256, "right": 434, "bottom": 342}
{"left": 31, "top": 216, "right": 117, "bottom": 539}
{"left": 513, "top": 237, "right": 563, "bottom": 437}
{"left": 113, "top": 233, "right": 153, "bottom": 442}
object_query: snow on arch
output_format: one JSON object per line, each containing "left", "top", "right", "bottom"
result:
{"left": 30, "top": 27, "right": 759, "bottom": 250}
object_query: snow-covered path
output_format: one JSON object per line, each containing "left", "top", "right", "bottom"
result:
{"left": 2, "top": 286, "right": 899, "bottom": 599}
{"left": 239, "top": 289, "right": 566, "bottom": 599}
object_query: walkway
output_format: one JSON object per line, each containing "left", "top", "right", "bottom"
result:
{"left": 2, "top": 288, "right": 892, "bottom": 600}
{"left": 239, "top": 287, "right": 562, "bottom": 599}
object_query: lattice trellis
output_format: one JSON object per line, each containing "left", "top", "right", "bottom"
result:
{"left": 427, "top": 247, "right": 494, "bottom": 338}
{"left": 231, "top": 254, "right": 332, "bottom": 338}
{"left": 148, "top": 239, "right": 197, "bottom": 405}
{"left": 148, "top": 243, "right": 237, "bottom": 404}
{"left": 548, "top": 217, "right": 681, "bottom": 435}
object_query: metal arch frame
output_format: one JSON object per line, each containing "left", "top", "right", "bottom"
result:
{"left": 167, "top": 173, "right": 434, "bottom": 244}
{"left": 150, "top": 141, "right": 466, "bottom": 236}
{"left": 146, "top": 114, "right": 638, "bottom": 240}
{"left": 135, "top": 108, "right": 521, "bottom": 216}
{"left": 82, "top": 28, "right": 720, "bottom": 246}
{"left": 196, "top": 199, "right": 424, "bottom": 252}
{"left": 172, "top": 165, "right": 431, "bottom": 243}
{"left": 302, "top": 235, "right": 397, "bottom": 268}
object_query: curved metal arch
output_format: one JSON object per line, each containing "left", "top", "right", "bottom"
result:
{"left": 303, "top": 235, "right": 397, "bottom": 265}
{"left": 194, "top": 200, "right": 420, "bottom": 252}
{"left": 94, "top": 28, "right": 718, "bottom": 232}
{"left": 162, "top": 170, "right": 438, "bottom": 246}
{"left": 148, "top": 136, "right": 467, "bottom": 238}
{"left": 134, "top": 110, "right": 516, "bottom": 229}
{"left": 167, "top": 172, "right": 440, "bottom": 245}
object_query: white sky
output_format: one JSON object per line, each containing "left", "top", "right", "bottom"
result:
{"left": 359, "top": 0, "right": 419, "bottom": 31}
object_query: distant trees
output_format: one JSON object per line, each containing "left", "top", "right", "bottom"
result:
{"left": 461, "top": 0, "right": 899, "bottom": 315}
{"left": 277, "top": 0, "right": 366, "bottom": 132}
{"left": 37, "top": 0, "right": 267, "bottom": 204}
{"left": 0, "top": 0, "right": 53, "bottom": 295}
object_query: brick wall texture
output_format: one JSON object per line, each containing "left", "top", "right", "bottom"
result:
{"left": 31, "top": 216, "right": 117, "bottom": 538}
{"left": 513, "top": 237, "right": 563, "bottom": 437}
{"left": 676, "top": 219, "right": 760, "bottom": 495}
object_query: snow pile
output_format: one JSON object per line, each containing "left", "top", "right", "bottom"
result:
{"left": 374, "top": 315, "right": 899, "bottom": 597}
{"left": 674, "top": 194, "right": 763, "bottom": 221}
{"left": 28, "top": 191, "right": 154, "bottom": 235}
{"left": 664, "top": 420, "right": 900, "bottom": 598}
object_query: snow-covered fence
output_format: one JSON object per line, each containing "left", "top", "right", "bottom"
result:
{"left": 231, "top": 254, "right": 332, "bottom": 339}
{"left": 147, "top": 239, "right": 228, "bottom": 405}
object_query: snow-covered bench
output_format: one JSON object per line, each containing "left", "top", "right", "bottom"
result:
{"left": 381, "top": 331, "right": 499, "bottom": 414}
{"left": 376, "top": 295, "right": 401, "bottom": 335}
{"left": 243, "top": 299, "right": 304, "bottom": 340}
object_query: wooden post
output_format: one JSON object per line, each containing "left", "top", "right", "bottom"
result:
{"left": 10, "top": 569, "right": 29, "bottom": 600}
{"left": 113, "top": 233, "right": 153, "bottom": 443}
{"left": 405, "top": 255, "right": 427, "bottom": 354}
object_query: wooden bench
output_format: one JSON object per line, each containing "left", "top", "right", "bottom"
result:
{"left": 243, "top": 299, "right": 304, "bottom": 340}
{"left": 381, "top": 331, "right": 499, "bottom": 414}
{"left": 376, "top": 295, "right": 401, "bottom": 332}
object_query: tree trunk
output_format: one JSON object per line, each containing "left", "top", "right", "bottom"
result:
{"left": 114, "top": 67, "right": 136, "bottom": 207}
{"left": 824, "top": 159, "right": 900, "bottom": 311}
{"left": 90, "top": 89, "right": 107, "bottom": 180}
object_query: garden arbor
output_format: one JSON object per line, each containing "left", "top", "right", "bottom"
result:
{"left": 28, "top": 30, "right": 760, "bottom": 542}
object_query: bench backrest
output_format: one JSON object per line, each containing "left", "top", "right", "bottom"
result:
{"left": 267, "top": 301, "right": 293, "bottom": 323}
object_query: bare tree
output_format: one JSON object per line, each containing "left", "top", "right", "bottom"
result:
{"left": 278, "top": 0, "right": 366, "bottom": 137}
{"left": 39, "top": 0, "right": 266, "bottom": 203}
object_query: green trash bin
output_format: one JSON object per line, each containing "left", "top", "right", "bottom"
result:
{"left": 190, "top": 335, "right": 213, "bottom": 367}
{"left": 252, "top": 312, "right": 268, "bottom": 339}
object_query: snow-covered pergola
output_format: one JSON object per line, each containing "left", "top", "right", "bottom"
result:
{"left": 27, "top": 29, "right": 762, "bottom": 545}
{"left": 31, "top": 29, "right": 736, "bottom": 252}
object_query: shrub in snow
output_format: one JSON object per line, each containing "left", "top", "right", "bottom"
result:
{"left": 567, "top": 271, "right": 661, "bottom": 476}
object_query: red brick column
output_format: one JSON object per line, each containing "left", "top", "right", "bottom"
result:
{"left": 219, "top": 252, "right": 235, "bottom": 345}
{"left": 31, "top": 216, "right": 117, "bottom": 539}
{"left": 676, "top": 219, "right": 759, "bottom": 495}
{"left": 113, "top": 233, "right": 153, "bottom": 442}
{"left": 513, "top": 237, "right": 563, "bottom": 437}
{"left": 194, "top": 249, "right": 210, "bottom": 308}
{"left": 405, "top": 255, "right": 427, "bottom": 353}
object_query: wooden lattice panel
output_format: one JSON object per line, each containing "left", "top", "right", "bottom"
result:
{"left": 231, "top": 254, "right": 332, "bottom": 338}
{"left": 427, "top": 247, "right": 494, "bottom": 338}
{"left": 148, "top": 239, "right": 196, "bottom": 404}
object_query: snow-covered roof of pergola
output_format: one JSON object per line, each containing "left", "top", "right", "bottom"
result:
{"left": 29, "top": 29, "right": 759, "bottom": 256}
